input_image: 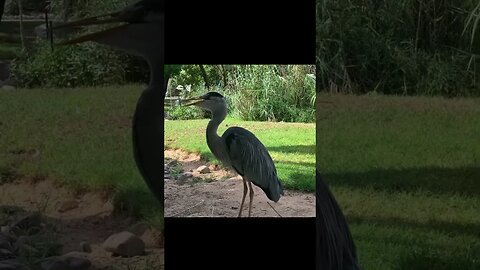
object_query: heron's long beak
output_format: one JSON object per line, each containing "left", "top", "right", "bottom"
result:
{"left": 182, "top": 97, "right": 205, "bottom": 106}
{"left": 53, "top": 12, "right": 127, "bottom": 45}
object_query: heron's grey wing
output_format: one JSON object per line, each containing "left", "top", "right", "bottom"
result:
{"left": 223, "top": 127, "right": 284, "bottom": 202}
{"left": 316, "top": 170, "right": 360, "bottom": 270}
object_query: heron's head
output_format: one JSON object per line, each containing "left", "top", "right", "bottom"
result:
{"left": 54, "top": 0, "right": 164, "bottom": 60}
{"left": 184, "top": 92, "right": 227, "bottom": 113}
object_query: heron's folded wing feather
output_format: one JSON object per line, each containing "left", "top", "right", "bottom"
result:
{"left": 224, "top": 127, "right": 278, "bottom": 191}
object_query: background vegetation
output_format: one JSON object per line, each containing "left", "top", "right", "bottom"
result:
{"left": 317, "top": 0, "right": 480, "bottom": 97}
{"left": 167, "top": 65, "right": 316, "bottom": 123}
{"left": 2, "top": 0, "right": 149, "bottom": 87}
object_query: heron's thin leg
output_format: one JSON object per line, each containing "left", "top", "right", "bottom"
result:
{"left": 238, "top": 177, "right": 248, "bottom": 217}
{"left": 248, "top": 181, "right": 254, "bottom": 217}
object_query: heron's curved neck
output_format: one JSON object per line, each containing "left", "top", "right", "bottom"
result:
{"left": 206, "top": 107, "right": 227, "bottom": 159}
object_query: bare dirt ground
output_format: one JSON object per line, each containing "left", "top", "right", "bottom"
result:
{"left": 0, "top": 179, "right": 164, "bottom": 270}
{"left": 165, "top": 149, "right": 315, "bottom": 217}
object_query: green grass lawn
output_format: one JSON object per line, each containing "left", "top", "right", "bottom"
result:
{"left": 317, "top": 93, "right": 480, "bottom": 270}
{"left": 165, "top": 118, "right": 315, "bottom": 192}
{"left": 0, "top": 85, "right": 162, "bottom": 226}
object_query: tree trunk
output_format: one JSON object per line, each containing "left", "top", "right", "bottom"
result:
{"left": 0, "top": 0, "right": 6, "bottom": 23}
{"left": 18, "top": 0, "right": 25, "bottom": 50}
{"left": 198, "top": 64, "right": 211, "bottom": 89}
{"left": 165, "top": 74, "right": 170, "bottom": 93}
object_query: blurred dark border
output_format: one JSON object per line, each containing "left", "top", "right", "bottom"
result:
{"left": 165, "top": 218, "right": 316, "bottom": 269}
{"left": 165, "top": 0, "right": 315, "bottom": 64}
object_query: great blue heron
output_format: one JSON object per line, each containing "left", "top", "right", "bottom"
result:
{"left": 316, "top": 170, "right": 361, "bottom": 269}
{"left": 184, "top": 91, "right": 284, "bottom": 217}
{"left": 54, "top": 0, "right": 165, "bottom": 206}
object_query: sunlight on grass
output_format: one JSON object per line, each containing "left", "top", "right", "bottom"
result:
{"left": 165, "top": 118, "right": 315, "bottom": 192}
{"left": 316, "top": 93, "right": 480, "bottom": 269}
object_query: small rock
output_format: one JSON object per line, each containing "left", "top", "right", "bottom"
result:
{"left": 196, "top": 165, "right": 210, "bottom": 174}
{"left": 58, "top": 200, "right": 79, "bottom": 213}
{"left": 209, "top": 164, "right": 220, "bottom": 171}
{"left": 0, "top": 259, "right": 30, "bottom": 270}
{"left": 63, "top": 256, "right": 91, "bottom": 270}
{"left": 102, "top": 231, "right": 145, "bottom": 257}
{"left": 40, "top": 257, "right": 67, "bottom": 270}
{"left": 79, "top": 241, "right": 91, "bottom": 253}
{"left": 40, "top": 255, "right": 91, "bottom": 270}
{"left": 177, "top": 172, "right": 193, "bottom": 182}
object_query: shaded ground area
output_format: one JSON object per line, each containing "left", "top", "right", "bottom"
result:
{"left": 164, "top": 149, "right": 315, "bottom": 217}
{"left": 0, "top": 179, "right": 164, "bottom": 270}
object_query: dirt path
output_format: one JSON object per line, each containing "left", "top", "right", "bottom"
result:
{"left": 165, "top": 149, "right": 315, "bottom": 217}
{"left": 0, "top": 179, "right": 164, "bottom": 270}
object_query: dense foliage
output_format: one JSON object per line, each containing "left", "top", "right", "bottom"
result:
{"left": 317, "top": 0, "right": 480, "bottom": 97}
{"left": 167, "top": 65, "right": 316, "bottom": 123}
{"left": 11, "top": 40, "right": 147, "bottom": 87}
{"left": 9, "top": 0, "right": 149, "bottom": 88}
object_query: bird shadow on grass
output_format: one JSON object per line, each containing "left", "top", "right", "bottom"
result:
{"left": 347, "top": 213, "right": 480, "bottom": 270}
{"left": 348, "top": 213, "right": 480, "bottom": 239}
{"left": 319, "top": 167, "right": 480, "bottom": 270}
{"left": 323, "top": 166, "right": 480, "bottom": 197}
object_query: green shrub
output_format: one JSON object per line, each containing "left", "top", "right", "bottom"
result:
{"left": 167, "top": 65, "right": 315, "bottom": 123}
{"left": 416, "top": 52, "right": 474, "bottom": 97}
{"left": 167, "top": 105, "right": 205, "bottom": 120}
{"left": 227, "top": 65, "right": 315, "bottom": 123}
{"left": 11, "top": 41, "right": 133, "bottom": 88}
